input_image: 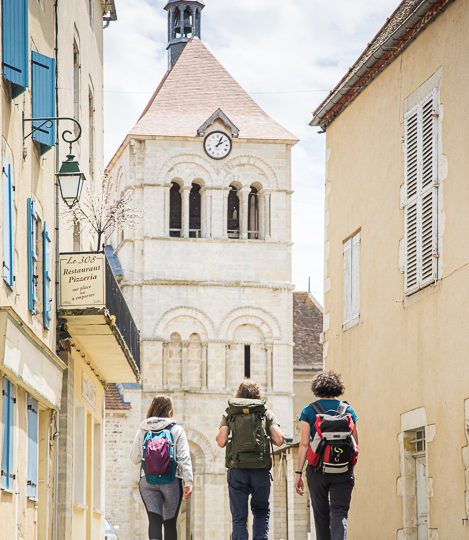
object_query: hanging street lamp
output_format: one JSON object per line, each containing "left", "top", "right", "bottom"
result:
{"left": 56, "top": 153, "right": 86, "bottom": 208}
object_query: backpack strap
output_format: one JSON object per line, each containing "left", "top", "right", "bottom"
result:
{"left": 310, "top": 401, "right": 326, "bottom": 414}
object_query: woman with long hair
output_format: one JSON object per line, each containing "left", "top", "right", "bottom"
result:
{"left": 131, "top": 395, "right": 193, "bottom": 540}
{"left": 295, "top": 371, "right": 359, "bottom": 540}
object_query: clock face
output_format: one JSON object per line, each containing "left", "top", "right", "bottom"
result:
{"left": 203, "top": 131, "right": 232, "bottom": 160}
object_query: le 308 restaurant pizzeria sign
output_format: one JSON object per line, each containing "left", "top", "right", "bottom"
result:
{"left": 59, "top": 253, "right": 106, "bottom": 309}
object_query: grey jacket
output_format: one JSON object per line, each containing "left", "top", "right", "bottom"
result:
{"left": 130, "top": 417, "right": 193, "bottom": 487}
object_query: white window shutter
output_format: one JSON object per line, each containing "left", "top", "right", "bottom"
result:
{"left": 351, "top": 233, "right": 360, "bottom": 320}
{"left": 419, "top": 92, "right": 438, "bottom": 287}
{"left": 405, "top": 202, "right": 419, "bottom": 293}
{"left": 403, "top": 90, "right": 438, "bottom": 294}
{"left": 343, "top": 239, "right": 352, "bottom": 324}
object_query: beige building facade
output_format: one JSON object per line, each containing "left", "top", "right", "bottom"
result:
{"left": 312, "top": 0, "right": 469, "bottom": 538}
{"left": 0, "top": 1, "right": 141, "bottom": 539}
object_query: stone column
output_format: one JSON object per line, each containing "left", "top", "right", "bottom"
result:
{"left": 182, "top": 341, "right": 189, "bottom": 390}
{"left": 266, "top": 343, "right": 273, "bottom": 392}
{"left": 263, "top": 190, "right": 271, "bottom": 240}
{"left": 239, "top": 187, "right": 250, "bottom": 240}
{"left": 168, "top": 8, "right": 173, "bottom": 39}
{"left": 225, "top": 344, "right": 231, "bottom": 389}
{"left": 201, "top": 187, "right": 208, "bottom": 238}
{"left": 201, "top": 343, "right": 208, "bottom": 390}
{"left": 164, "top": 183, "right": 170, "bottom": 237}
{"left": 190, "top": 5, "right": 196, "bottom": 36}
{"left": 181, "top": 185, "right": 190, "bottom": 238}
{"left": 258, "top": 190, "right": 266, "bottom": 240}
{"left": 162, "top": 342, "right": 168, "bottom": 388}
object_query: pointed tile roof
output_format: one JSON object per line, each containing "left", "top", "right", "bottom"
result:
{"left": 129, "top": 38, "right": 297, "bottom": 142}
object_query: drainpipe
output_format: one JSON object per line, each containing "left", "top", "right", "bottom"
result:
{"left": 53, "top": 2, "right": 60, "bottom": 540}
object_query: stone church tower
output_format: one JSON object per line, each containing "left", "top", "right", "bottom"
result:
{"left": 105, "top": 2, "right": 298, "bottom": 538}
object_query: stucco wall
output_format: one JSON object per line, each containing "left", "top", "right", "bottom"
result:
{"left": 323, "top": 1, "right": 469, "bottom": 538}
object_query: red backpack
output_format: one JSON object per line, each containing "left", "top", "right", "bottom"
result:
{"left": 306, "top": 401, "right": 359, "bottom": 474}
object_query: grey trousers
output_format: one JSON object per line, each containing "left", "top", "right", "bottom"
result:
{"left": 306, "top": 466, "right": 354, "bottom": 540}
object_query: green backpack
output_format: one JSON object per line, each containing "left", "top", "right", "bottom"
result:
{"left": 225, "top": 398, "right": 273, "bottom": 470}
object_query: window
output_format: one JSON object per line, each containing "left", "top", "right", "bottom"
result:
{"left": 27, "top": 198, "right": 38, "bottom": 314}
{"left": 169, "top": 182, "right": 182, "bottom": 237}
{"left": 2, "top": 0, "right": 28, "bottom": 90}
{"left": 189, "top": 183, "right": 201, "bottom": 238}
{"left": 93, "top": 422, "right": 102, "bottom": 511}
{"left": 3, "top": 162, "right": 14, "bottom": 288}
{"left": 244, "top": 345, "right": 251, "bottom": 379}
{"left": 26, "top": 396, "right": 38, "bottom": 499}
{"left": 183, "top": 7, "right": 193, "bottom": 37}
{"left": 227, "top": 185, "right": 240, "bottom": 239}
{"left": 1, "top": 378, "right": 15, "bottom": 491}
{"left": 404, "top": 90, "right": 438, "bottom": 295}
{"left": 42, "top": 223, "right": 52, "bottom": 329}
{"left": 248, "top": 187, "right": 259, "bottom": 239}
{"left": 88, "top": 88, "right": 95, "bottom": 178}
{"left": 343, "top": 232, "right": 360, "bottom": 330}
{"left": 407, "top": 428, "right": 428, "bottom": 539}
{"left": 173, "top": 7, "right": 181, "bottom": 38}
{"left": 73, "top": 40, "right": 80, "bottom": 124}
{"left": 74, "top": 405, "right": 85, "bottom": 506}
{"left": 31, "top": 51, "right": 56, "bottom": 150}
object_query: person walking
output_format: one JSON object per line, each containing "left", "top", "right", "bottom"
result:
{"left": 295, "top": 371, "right": 359, "bottom": 540}
{"left": 216, "top": 379, "right": 285, "bottom": 540}
{"left": 131, "top": 395, "right": 193, "bottom": 540}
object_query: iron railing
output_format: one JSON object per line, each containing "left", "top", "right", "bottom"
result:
{"left": 104, "top": 254, "right": 141, "bottom": 370}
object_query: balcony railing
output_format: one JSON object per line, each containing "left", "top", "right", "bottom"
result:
{"left": 59, "top": 251, "right": 140, "bottom": 382}
{"left": 104, "top": 254, "right": 141, "bottom": 371}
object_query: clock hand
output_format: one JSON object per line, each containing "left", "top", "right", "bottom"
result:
{"left": 215, "top": 136, "right": 224, "bottom": 147}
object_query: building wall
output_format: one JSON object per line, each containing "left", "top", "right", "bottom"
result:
{"left": 0, "top": 2, "right": 63, "bottom": 538}
{"left": 106, "top": 133, "right": 295, "bottom": 538}
{"left": 323, "top": 1, "right": 469, "bottom": 538}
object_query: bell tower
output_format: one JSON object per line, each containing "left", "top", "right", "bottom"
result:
{"left": 165, "top": 0, "right": 205, "bottom": 70}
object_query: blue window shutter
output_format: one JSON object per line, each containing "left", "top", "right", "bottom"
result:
{"left": 26, "top": 396, "right": 38, "bottom": 499}
{"left": 2, "top": 0, "right": 28, "bottom": 89}
{"left": 1, "top": 378, "right": 10, "bottom": 490}
{"left": 31, "top": 51, "right": 56, "bottom": 149}
{"left": 43, "top": 223, "right": 51, "bottom": 329}
{"left": 27, "top": 198, "right": 37, "bottom": 314}
{"left": 2, "top": 163, "right": 14, "bottom": 288}
{"left": 1, "top": 378, "right": 14, "bottom": 491}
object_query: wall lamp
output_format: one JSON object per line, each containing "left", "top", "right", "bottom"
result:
{"left": 22, "top": 115, "right": 86, "bottom": 208}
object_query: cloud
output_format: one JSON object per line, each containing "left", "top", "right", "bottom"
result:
{"left": 104, "top": 0, "right": 398, "bottom": 302}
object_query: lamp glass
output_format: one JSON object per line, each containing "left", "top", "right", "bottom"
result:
{"left": 57, "top": 155, "right": 85, "bottom": 208}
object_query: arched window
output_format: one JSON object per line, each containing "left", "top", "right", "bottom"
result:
{"left": 227, "top": 185, "right": 240, "bottom": 239}
{"left": 189, "top": 183, "right": 202, "bottom": 238}
{"left": 248, "top": 187, "right": 259, "bottom": 240}
{"left": 183, "top": 7, "right": 193, "bottom": 37}
{"left": 170, "top": 182, "right": 182, "bottom": 237}
{"left": 173, "top": 7, "right": 181, "bottom": 38}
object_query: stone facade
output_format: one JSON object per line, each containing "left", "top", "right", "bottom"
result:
{"left": 105, "top": 29, "right": 297, "bottom": 538}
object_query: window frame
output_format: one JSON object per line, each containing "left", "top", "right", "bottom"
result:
{"left": 26, "top": 395, "right": 39, "bottom": 500}
{"left": 27, "top": 198, "right": 39, "bottom": 314}
{"left": 2, "top": 162, "right": 14, "bottom": 288}
{"left": 343, "top": 231, "right": 360, "bottom": 331}
{"left": 403, "top": 89, "right": 439, "bottom": 296}
{"left": 1, "top": 377, "right": 15, "bottom": 492}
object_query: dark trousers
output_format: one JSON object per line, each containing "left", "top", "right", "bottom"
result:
{"left": 228, "top": 468, "right": 271, "bottom": 540}
{"left": 147, "top": 512, "right": 178, "bottom": 540}
{"left": 306, "top": 465, "right": 354, "bottom": 540}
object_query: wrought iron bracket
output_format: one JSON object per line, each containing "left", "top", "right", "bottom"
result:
{"left": 22, "top": 113, "right": 82, "bottom": 152}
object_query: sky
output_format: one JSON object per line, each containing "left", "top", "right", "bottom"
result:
{"left": 103, "top": 0, "right": 398, "bottom": 303}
